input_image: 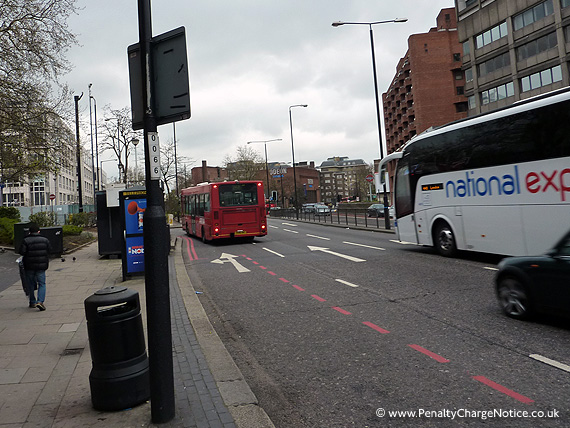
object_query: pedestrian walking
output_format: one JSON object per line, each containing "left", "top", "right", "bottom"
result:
{"left": 19, "top": 223, "right": 52, "bottom": 311}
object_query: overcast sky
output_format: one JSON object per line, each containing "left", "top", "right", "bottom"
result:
{"left": 65, "top": 0, "right": 454, "bottom": 180}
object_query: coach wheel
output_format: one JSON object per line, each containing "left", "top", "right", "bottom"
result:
{"left": 434, "top": 221, "right": 456, "bottom": 257}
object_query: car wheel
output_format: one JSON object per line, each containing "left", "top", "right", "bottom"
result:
{"left": 434, "top": 221, "right": 457, "bottom": 257}
{"left": 496, "top": 277, "right": 532, "bottom": 320}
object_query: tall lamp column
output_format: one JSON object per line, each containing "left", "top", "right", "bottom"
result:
{"left": 332, "top": 18, "right": 407, "bottom": 229}
{"left": 289, "top": 104, "right": 307, "bottom": 220}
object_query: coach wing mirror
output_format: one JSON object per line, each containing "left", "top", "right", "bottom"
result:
{"left": 379, "top": 165, "right": 387, "bottom": 185}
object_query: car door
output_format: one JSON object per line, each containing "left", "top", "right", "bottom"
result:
{"left": 534, "top": 235, "right": 570, "bottom": 315}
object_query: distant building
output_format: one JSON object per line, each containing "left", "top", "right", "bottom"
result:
{"left": 456, "top": 0, "right": 570, "bottom": 115}
{"left": 383, "top": 8, "right": 467, "bottom": 157}
{"left": 319, "top": 157, "right": 369, "bottom": 204}
{"left": 190, "top": 160, "right": 228, "bottom": 185}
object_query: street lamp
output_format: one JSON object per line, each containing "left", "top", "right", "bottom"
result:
{"left": 289, "top": 104, "right": 307, "bottom": 219}
{"left": 90, "top": 94, "right": 99, "bottom": 190}
{"left": 247, "top": 139, "right": 282, "bottom": 201}
{"left": 88, "top": 84, "right": 96, "bottom": 195}
{"left": 332, "top": 18, "right": 407, "bottom": 229}
{"left": 132, "top": 138, "right": 140, "bottom": 185}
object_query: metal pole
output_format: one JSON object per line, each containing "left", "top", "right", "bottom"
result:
{"left": 74, "top": 93, "right": 84, "bottom": 212}
{"left": 173, "top": 123, "right": 179, "bottom": 196}
{"left": 137, "top": 0, "right": 174, "bottom": 423}
{"left": 264, "top": 143, "right": 270, "bottom": 200}
{"left": 368, "top": 25, "right": 391, "bottom": 229}
{"left": 92, "top": 96, "right": 99, "bottom": 191}
{"left": 88, "top": 84, "right": 96, "bottom": 199}
{"left": 289, "top": 105, "right": 307, "bottom": 220}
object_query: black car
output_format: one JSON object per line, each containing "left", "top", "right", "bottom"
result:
{"left": 367, "top": 204, "right": 385, "bottom": 217}
{"left": 495, "top": 231, "right": 570, "bottom": 320}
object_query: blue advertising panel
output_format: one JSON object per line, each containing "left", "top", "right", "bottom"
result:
{"left": 120, "top": 189, "right": 146, "bottom": 280}
{"left": 125, "top": 198, "right": 147, "bottom": 234}
{"left": 126, "top": 235, "right": 145, "bottom": 273}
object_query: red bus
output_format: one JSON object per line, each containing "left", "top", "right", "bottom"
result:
{"left": 181, "top": 180, "right": 267, "bottom": 242}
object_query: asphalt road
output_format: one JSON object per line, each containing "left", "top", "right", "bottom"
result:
{"left": 0, "top": 247, "right": 22, "bottom": 294}
{"left": 180, "top": 219, "right": 570, "bottom": 428}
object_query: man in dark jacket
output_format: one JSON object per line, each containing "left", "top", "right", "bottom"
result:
{"left": 19, "top": 223, "right": 52, "bottom": 311}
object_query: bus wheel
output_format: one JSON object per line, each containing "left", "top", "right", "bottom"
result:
{"left": 185, "top": 223, "right": 191, "bottom": 237}
{"left": 434, "top": 221, "right": 456, "bottom": 257}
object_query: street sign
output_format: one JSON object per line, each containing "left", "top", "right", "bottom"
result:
{"left": 365, "top": 174, "right": 374, "bottom": 183}
{"left": 128, "top": 27, "right": 191, "bottom": 130}
{"left": 49, "top": 194, "right": 56, "bottom": 200}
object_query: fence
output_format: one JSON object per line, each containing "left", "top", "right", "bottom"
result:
{"left": 16, "top": 204, "right": 96, "bottom": 224}
{"left": 269, "top": 208, "right": 394, "bottom": 231}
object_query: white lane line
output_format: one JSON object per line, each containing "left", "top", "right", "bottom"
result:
{"left": 268, "top": 225, "right": 279, "bottom": 229}
{"left": 484, "top": 267, "right": 499, "bottom": 271}
{"left": 307, "top": 234, "right": 330, "bottom": 240}
{"left": 335, "top": 279, "right": 359, "bottom": 288}
{"left": 263, "top": 248, "right": 285, "bottom": 258}
{"left": 390, "top": 239, "right": 420, "bottom": 245}
{"left": 529, "top": 354, "right": 570, "bottom": 373}
{"left": 343, "top": 241, "right": 385, "bottom": 251}
{"left": 282, "top": 222, "right": 297, "bottom": 227}
{"left": 283, "top": 229, "right": 299, "bottom": 234}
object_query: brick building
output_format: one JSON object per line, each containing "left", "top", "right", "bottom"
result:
{"left": 190, "top": 160, "right": 228, "bottom": 185}
{"left": 383, "top": 8, "right": 468, "bottom": 158}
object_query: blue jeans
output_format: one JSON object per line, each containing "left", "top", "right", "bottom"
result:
{"left": 25, "top": 270, "right": 46, "bottom": 305}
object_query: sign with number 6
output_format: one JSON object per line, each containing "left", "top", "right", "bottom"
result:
{"left": 147, "top": 132, "right": 161, "bottom": 180}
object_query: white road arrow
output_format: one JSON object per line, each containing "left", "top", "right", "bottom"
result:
{"left": 307, "top": 246, "right": 366, "bottom": 262}
{"left": 211, "top": 253, "right": 250, "bottom": 273}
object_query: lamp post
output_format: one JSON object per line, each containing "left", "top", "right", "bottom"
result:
{"left": 88, "top": 84, "right": 96, "bottom": 195}
{"left": 332, "top": 18, "right": 407, "bottom": 229}
{"left": 132, "top": 138, "right": 140, "bottom": 185}
{"left": 247, "top": 139, "right": 282, "bottom": 201}
{"left": 90, "top": 94, "right": 99, "bottom": 190}
{"left": 289, "top": 104, "right": 307, "bottom": 219}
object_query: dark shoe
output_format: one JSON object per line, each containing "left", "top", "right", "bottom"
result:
{"left": 29, "top": 303, "right": 37, "bottom": 308}
{"left": 36, "top": 303, "right": 46, "bottom": 311}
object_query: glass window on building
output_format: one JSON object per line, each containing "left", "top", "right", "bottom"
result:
{"left": 465, "top": 67, "right": 473, "bottom": 82}
{"left": 463, "top": 40, "right": 470, "bottom": 55}
{"left": 520, "top": 65, "right": 562, "bottom": 92}
{"left": 468, "top": 95, "right": 476, "bottom": 110}
{"left": 514, "top": 0, "right": 554, "bottom": 31}
{"left": 563, "top": 0, "right": 570, "bottom": 8}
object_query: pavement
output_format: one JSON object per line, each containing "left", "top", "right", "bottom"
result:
{"left": 0, "top": 227, "right": 275, "bottom": 428}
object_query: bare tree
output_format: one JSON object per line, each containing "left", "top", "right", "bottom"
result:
{"left": 223, "top": 145, "right": 264, "bottom": 181}
{"left": 0, "top": 0, "right": 79, "bottom": 182}
{"left": 159, "top": 137, "right": 192, "bottom": 195}
{"left": 98, "top": 107, "right": 142, "bottom": 184}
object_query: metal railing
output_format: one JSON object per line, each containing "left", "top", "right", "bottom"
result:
{"left": 269, "top": 208, "right": 394, "bottom": 231}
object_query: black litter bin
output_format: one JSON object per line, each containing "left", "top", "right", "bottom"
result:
{"left": 84, "top": 285, "right": 150, "bottom": 411}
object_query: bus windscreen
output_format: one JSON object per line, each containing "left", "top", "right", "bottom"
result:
{"left": 218, "top": 183, "right": 259, "bottom": 206}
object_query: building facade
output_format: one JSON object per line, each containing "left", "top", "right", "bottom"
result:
{"left": 319, "top": 157, "right": 370, "bottom": 204}
{"left": 457, "top": 0, "right": 570, "bottom": 114}
{"left": 383, "top": 8, "right": 467, "bottom": 157}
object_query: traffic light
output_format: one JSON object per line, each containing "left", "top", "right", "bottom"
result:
{"left": 272, "top": 190, "right": 278, "bottom": 201}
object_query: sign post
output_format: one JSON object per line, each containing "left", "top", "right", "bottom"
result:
{"left": 130, "top": 1, "right": 190, "bottom": 423}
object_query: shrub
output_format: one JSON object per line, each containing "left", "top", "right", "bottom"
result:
{"left": 29, "top": 211, "right": 55, "bottom": 227}
{"left": 62, "top": 225, "right": 83, "bottom": 236}
{"left": 68, "top": 212, "right": 96, "bottom": 227}
{"left": 0, "top": 217, "right": 18, "bottom": 244}
{"left": 0, "top": 207, "right": 21, "bottom": 221}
